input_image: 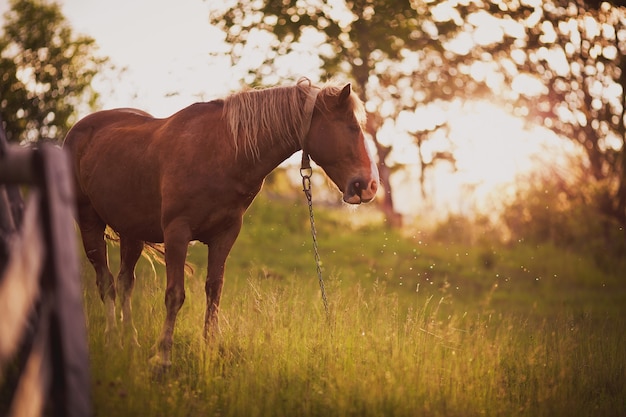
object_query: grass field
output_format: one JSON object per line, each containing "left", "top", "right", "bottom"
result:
{"left": 82, "top": 195, "right": 626, "bottom": 417}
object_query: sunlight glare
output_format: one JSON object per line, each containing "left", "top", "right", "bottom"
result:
{"left": 512, "top": 74, "right": 546, "bottom": 96}
{"left": 468, "top": 11, "right": 504, "bottom": 45}
{"left": 324, "top": 0, "right": 356, "bottom": 29}
{"left": 394, "top": 100, "right": 576, "bottom": 221}
{"left": 431, "top": 2, "right": 463, "bottom": 25}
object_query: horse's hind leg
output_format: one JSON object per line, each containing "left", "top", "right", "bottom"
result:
{"left": 150, "top": 220, "right": 191, "bottom": 370}
{"left": 77, "top": 204, "right": 117, "bottom": 345}
{"left": 118, "top": 236, "right": 143, "bottom": 347}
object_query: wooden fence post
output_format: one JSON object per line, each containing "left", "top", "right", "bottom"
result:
{"left": 0, "top": 118, "right": 92, "bottom": 417}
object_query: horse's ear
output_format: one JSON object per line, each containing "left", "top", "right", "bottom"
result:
{"left": 339, "top": 83, "right": 352, "bottom": 104}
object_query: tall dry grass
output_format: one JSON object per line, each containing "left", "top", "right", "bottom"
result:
{"left": 82, "top": 196, "right": 625, "bottom": 417}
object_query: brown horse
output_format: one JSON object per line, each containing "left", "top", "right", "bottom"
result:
{"left": 63, "top": 78, "right": 379, "bottom": 368}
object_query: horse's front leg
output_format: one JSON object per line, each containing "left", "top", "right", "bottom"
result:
{"left": 149, "top": 220, "right": 191, "bottom": 369}
{"left": 203, "top": 219, "right": 242, "bottom": 339}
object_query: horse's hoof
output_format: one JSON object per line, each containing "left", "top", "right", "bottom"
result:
{"left": 203, "top": 321, "right": 222, "bottom": 342}
{"left": 104, "top": 330, "right": 123, "bottom": 349}
{"left": 148, "top": 355, "right": 172, "bottom": 380}
{"left": 122, "top": 331, "right": 141, "bottom": 349}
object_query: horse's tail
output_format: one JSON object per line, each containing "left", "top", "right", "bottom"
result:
{"left": 103, "top": 228, "right": 195, "bottom": 277}
{"left": 143, "top": 242, "right": 195, "bottom": 277}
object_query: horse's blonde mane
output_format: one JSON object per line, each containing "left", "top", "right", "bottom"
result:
{"left": 222, "top": 78, "right": 366, "bottom": 159}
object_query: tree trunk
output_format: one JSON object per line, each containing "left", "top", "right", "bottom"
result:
{"left": 614, "top": 52, "right": 626, "bottom": 227}
{"left": 365, "top": 113, "right": 402, "bottom": 228}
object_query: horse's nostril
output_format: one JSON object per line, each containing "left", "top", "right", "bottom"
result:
{"left": 346, "top": 177, "right": 377, "bottom": 203}
{"left": 350, "top": 179, "right": 364, "bottom": 195}
{"left": 370, "top": 179, "right": 378, "bottom": 194}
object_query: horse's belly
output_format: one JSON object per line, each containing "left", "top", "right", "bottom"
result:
{"left": 108, "top": 213, "right": 164, "bottom": 243}
{"left": 87, "top": 181, "right": 165, "bottom": 243}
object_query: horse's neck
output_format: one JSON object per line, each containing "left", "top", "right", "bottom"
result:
{"left": 239, "top": 132, "right": 301, "bottom": 185}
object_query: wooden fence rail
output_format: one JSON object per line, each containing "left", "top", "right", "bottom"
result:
{"left": 0, "top": 121, "right": 91, "bottom": 417}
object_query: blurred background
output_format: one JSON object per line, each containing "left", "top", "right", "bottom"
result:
{"left": 1, "top": 0, "right": 624, "bottom": 262}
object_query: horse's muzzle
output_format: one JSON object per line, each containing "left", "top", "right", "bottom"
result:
{"left": 344, "top": 178, "right": 378, "bottom": 204}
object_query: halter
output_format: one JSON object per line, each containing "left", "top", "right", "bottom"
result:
{"left": 299, "top": 85, "right": 320, "bottom": 173}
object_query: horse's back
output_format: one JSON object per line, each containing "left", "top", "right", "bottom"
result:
{"left": 64, "top": 108, "right": 154, "bottom": 167}
{"left": 62, "top": 103, "right": 230, "bottom": 242}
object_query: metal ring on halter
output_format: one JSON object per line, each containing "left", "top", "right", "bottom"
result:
{"left": 300, "top": 166, "right": 312, "bottom": 177}
{"left": 301, "top": 177, "right": 312, "bottom": 199}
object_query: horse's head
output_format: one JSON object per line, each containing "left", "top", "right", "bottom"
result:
{"left": 305, "top": 83, "right": 379, "bottom": 205}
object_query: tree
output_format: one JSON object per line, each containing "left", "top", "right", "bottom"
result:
{"left": 0, "top": 0, "right": 107, "bottom": 143}
{"left": 380, "top": 0, "right": 626, "bottom": 229}
{"left": 482, "top": 0, "right": 626, "bottom": 226}
{"left": 210, "top": 0, "right": 478, "bottom": 227}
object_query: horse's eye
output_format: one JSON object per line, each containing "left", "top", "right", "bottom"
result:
{"left": 349, "top": 123, "right": 361, "bottom": 133}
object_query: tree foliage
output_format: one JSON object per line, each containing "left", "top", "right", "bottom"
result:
{"left": 483, "top": 0, "right": 626, "bottom": 224}
{"left": 210, "top": 0, "right": 626, "bottom": 228}
{"left": 212, "top": 0, "right": 428, "bottom": 89}
{"left": 0, "top": 0, "right": 107, "bottom": 143}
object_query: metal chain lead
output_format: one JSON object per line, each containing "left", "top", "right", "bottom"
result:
{"left": 300, "top": 166, "right": 330, "bottom": 322}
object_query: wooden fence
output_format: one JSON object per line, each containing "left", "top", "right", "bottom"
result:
{"left": 0, "top": 121, "right": 91, "bottom": 417}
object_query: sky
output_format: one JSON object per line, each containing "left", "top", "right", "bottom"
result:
{"left": 0, "top": 0, "right": 577, "bottom": 221}
{"left": 55, "top": 0, "right": 241, "bottom": 117}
